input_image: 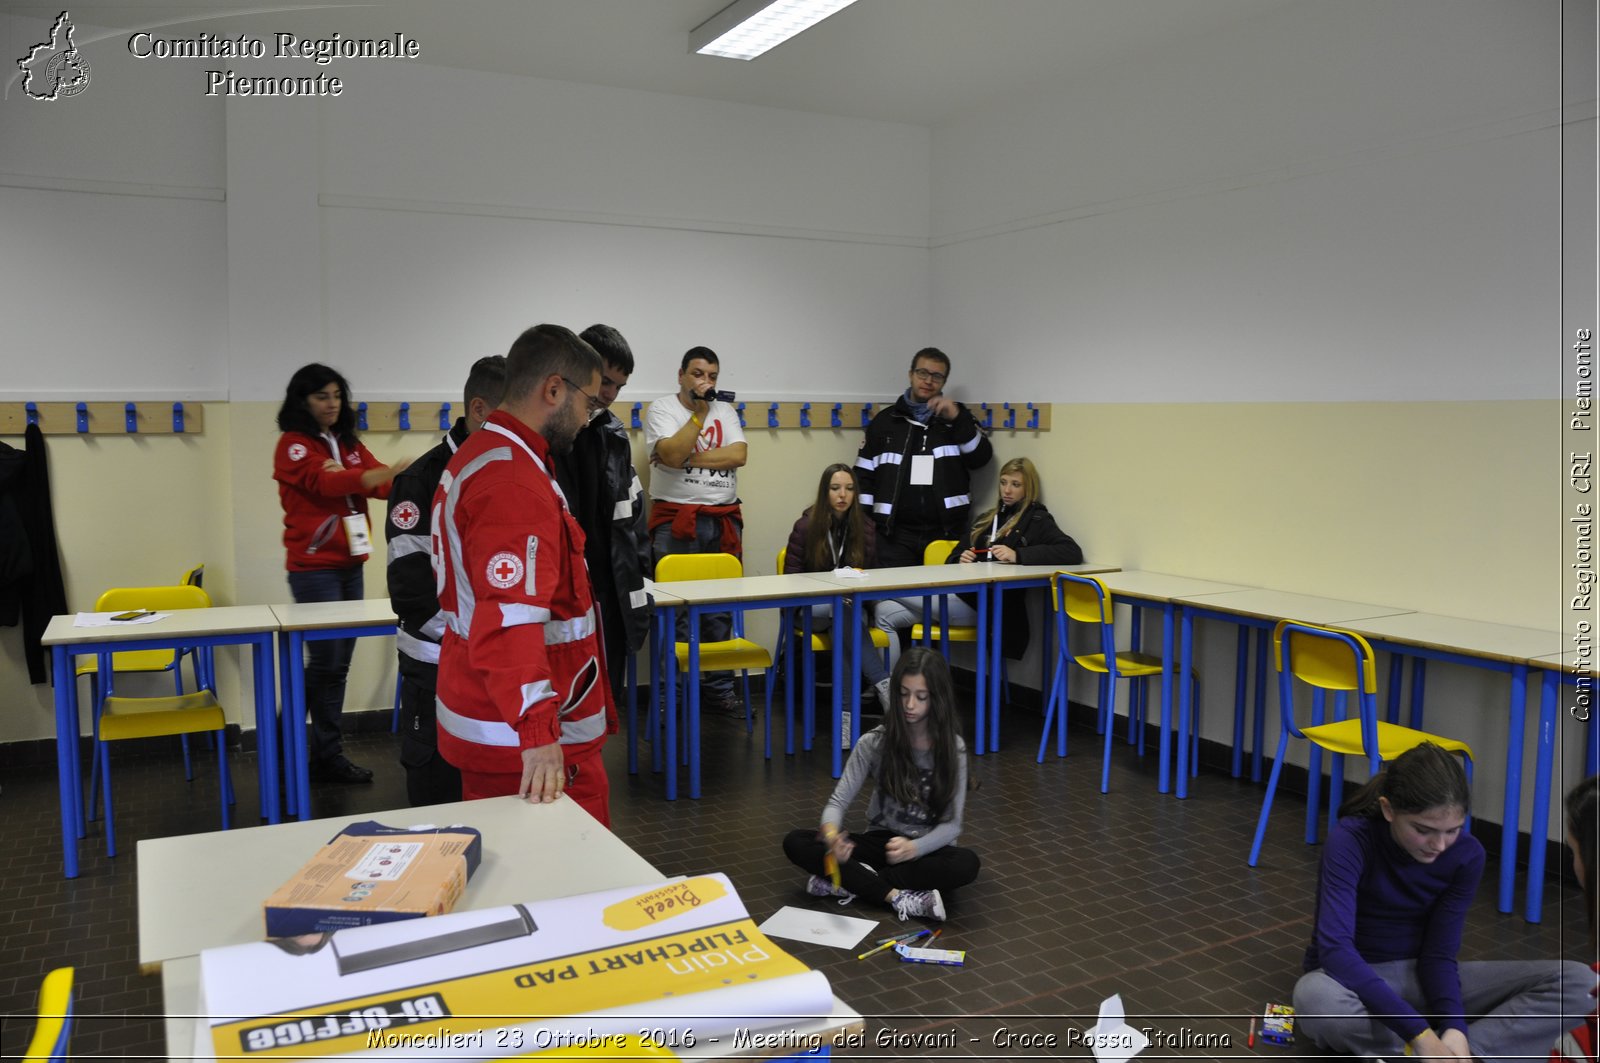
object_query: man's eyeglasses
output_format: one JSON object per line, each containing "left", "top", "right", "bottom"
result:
{"left": 561, "top": 377, "right": 605, "bottom": 416}
{"left": 911, "top": 367, "right": 947, "bottom": 384}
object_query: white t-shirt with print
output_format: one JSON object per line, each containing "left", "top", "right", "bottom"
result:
{"left": 644, "top": 397, "right": 744, "bottom": 504}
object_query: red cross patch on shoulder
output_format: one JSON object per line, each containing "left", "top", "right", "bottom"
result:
{"left": 287, "top": 442, "right": 307, "bottom": 461}
{"left": 486, "top": 551, "right": 524, "bottom": 589}
{"left": 390, "top": 501, "right": 420, "bottom": 530}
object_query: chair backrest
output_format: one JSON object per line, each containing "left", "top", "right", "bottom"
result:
{"left": 180, "top": 563, "right": 205, "bottom": 588}
{"left": 922, "top": 539, "right": 959, "bottom": 566}
{"left": 776, "top": 547, "right": 789, "bottom": 575}
{"left": 656, "top": 552, "right": 743, "bottom": 583}
{"left": 1273, "top": 620, "right": 1377, "bottom": 694}
{"left": 94, "top": 584, "right": 212, "bottom": 613}
{"left": 1054, "top": 572, "right": 1113, "bottom": 625}
{"left": 24, "top": 966, "right": 73, "bottom": 1062}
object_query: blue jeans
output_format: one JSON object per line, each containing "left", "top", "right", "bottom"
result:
{"left": 287, "top": 566, "right": 363, "bottom": 763}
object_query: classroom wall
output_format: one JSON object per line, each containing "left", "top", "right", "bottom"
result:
{"left": 1, "top": 5, "right": 1589, "bottom": 840}
{"left": 924, "top": 0, "right": 1589, "bottom": 834}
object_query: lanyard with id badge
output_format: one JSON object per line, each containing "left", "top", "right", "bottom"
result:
{"left": 325, "top": 432, "right": 373, "bottom": 558}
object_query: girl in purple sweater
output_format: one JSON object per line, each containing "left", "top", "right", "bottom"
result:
{"left": 1294, "top": 743, "right": 1591, "bottom": 1061}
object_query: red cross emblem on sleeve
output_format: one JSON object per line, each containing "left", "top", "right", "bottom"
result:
{"left": 486, "top": 551, "right": 524, "bottom": 589}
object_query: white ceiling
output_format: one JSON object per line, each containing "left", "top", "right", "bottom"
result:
{"left": 1, "top": 0, "right": 1305, "bottom": 126}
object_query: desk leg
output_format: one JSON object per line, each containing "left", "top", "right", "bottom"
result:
{"left": 802, "top": 608, "right": 816, "bottom": 753}
{"left": 1231, "top": 626, "right": 1248, "bottom": 777}
{"left": 688, "top": 606, "right": 702, "bottom": 800}
{"left": 1386, "top": 654, "right": 1404, "bottom": 725}
{"left": 1523, "top": 668, "right": 1559, "bottom": 923}
{"left": 1176, "top": 605, "right": 1193, "bottom": 798}
{"left": 286, "top": 633, "right": 312, "bottom": 820}
{"left": 53, "top": 646, "right": 80, "bottom": 879}
{"left": 987, "top": 582, "right": 1003, "bottom": 754}
{"left": 1497, "top": 664, "right": 1527, "bottom": 915}
{"left": 1409, "top": 658, "right": 1427, "bottom": 730}
{"left": 1253, "top": 628, "right": 1268, "bottom": 783}
{"left": 843, "top": 595, "right": 855, "bottom": 751}
{"left": 976, "top": 583, "right": 990, "bottom": 756}
{"left": 664, "top": 607, "right": 678, "bottom": 801}
{"left": 253, "top": 635, "right": 280, "bottom": 824}
{"left": 1160, "top": 608, "right": 1178, "bottom": 795}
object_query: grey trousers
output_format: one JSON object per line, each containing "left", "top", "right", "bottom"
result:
{"left": 1293, "top": 958, "right": 1596, "bottom": 1062}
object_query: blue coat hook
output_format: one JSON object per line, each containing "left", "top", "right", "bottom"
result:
{"left": 1026, "top": 402, "right": 1039, "bottom": 430}
{"left": 76, "top": 402, "right": 88, "bottom": 433}
{"left": 1003, "top": 402, "right": 1016, "bottom": 430}
{"left": 736, "top": 402, "right": 746, "bottom": 428}
{"left": 172, "top": 402, "right": 185, "bottom": 433}
{"left": 398, "top": 402, "right": 411, "bottom": 431}
{"left": 831, "top": 403, "right": 842, "bottom": 429}
{"left": 799, "top": 403, "right": 811, "bottom": 429}
{"left": 357, "top": 402, "right": 368, "bottom": 432}
{"left": 631, "top": 402, "right": 642, "bottom": 430}
{"left": 439, "top": 402, "right": 452, "bottom": 431}
{"left": 25, "top": 402, "right": 39, "bottom": 427}
{"left": 767, "top": 403, "right": 780, "bottom": 429}
{"left": 124, "top": 402, "right": 138, "bottom": 433}
{"left": 861, "top": 402, "right": 873, "bottom": 427}
{"left": 980, "top": 402, "right": 993, "bottom": 430}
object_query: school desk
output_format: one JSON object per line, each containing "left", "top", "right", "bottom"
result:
{"left": 1170, "top": 589, "right": 1415, "bottom": 803}
{"left": 142, "top": 795, "right": 861, "bottom": 1059}
{"left": 648, "top": 572, "right": 842, "bottom": 799}
{"left": 40, "top": 606, "right": 281, "bottom": 879}
{"left": 269, "top": 599, "right": 398, "bottom": 820}
{"left": 1039, "top": 571, "right": 1256, "bottom": 793}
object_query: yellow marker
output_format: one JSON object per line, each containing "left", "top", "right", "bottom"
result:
{"left": 855, "top": 939, "right": 898, "bottom": 961}
{"left": 822, "top": 852, "right": 841, "bottom": 889}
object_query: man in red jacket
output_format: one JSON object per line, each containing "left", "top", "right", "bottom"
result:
{"left": 431, "top": 324, "right": 616, "bottom": 824}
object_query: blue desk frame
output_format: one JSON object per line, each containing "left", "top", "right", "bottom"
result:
{"left": 49, "top": 627, "right": 278, "bottom": 879}
{"left": 276, "top": 618, "right": 397, "bottom": 819}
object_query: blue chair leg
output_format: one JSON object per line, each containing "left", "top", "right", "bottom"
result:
{"left": 1304, "top": 689, "right": 1326, "bottom": 845}
{"left": 1248, "top": 731, "right": 1292, "bottom": 866}
{"left": 99, "top": 741, "right": 117, "bottom": 858}
{"left": 1189, "top": 673, "right": 1202, "bottom": 778}
{"left": 391, "top": 673, "right": 403, "bottom": 733}
{"left": 217, "top": 729, "right": 232, "bottom": 831}
{"left": 1099, "top": 668, "right": 1117, "bottom": 794}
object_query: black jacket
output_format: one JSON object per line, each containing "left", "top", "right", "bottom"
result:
{"left": 385, "top": 419, "right": 469, "bottom": 683}
{"left": 855, "top": 394, "right": 993, "bottom": 541}
{"left": 0, "top": 425, "right": 68, "bottom": 683}
{"left": 945, "top": 501, "right": 1084, "bottom": 659}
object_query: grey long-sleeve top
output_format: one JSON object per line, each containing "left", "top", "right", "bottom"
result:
{"left": 822, "top": 729, "right": 968, "bottom": 858}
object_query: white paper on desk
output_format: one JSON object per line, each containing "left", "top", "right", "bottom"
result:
{"left": 758, "top": 905, "right": 877, "bottom": 949}
{"left": 73, "top": 611, "right": 167, "bottom": 627}
{"left": 1085, "top": 993, "right": 1149, "bottom": 1062}
{"left": 830, "top": 567, "right": 868, "bottom": 579}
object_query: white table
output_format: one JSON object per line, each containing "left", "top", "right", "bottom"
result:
{"left": 146, "top": 796, "right": 860, "bottom": 1060}
{"left": 270, "top": 599, "right": 399, "bottom": 819}
{"left": 40, "top": 606, "right": 281, "bottom": 878}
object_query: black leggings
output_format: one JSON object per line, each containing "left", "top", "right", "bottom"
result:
{"left": 782, "top": 828, "right": 980, "bottom": 904}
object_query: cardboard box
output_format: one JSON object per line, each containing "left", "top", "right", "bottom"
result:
{"left": 264, "top": 821, "right": 482, "bottom": 939}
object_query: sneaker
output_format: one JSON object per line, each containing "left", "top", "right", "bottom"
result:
{"left": 704, "top": 689, "right": 746, "bottom": 719}
{"left": 874, "top": 677, "right": 891, "bottom": 712}
{"left": 310, "top": 755, "right": 373, "bottom": 784}
{"left": 889, "top": 888, "right": 946, "bottom": 922}
{"left": 805, "top": 874, "right": 855, "bottom": 906}
{"left": 839, "top": 710, "right": 852, "bottom": 748}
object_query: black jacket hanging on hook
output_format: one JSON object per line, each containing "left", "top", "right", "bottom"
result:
{"left": 0, "top": 424, "right": 69, "bottom": 683}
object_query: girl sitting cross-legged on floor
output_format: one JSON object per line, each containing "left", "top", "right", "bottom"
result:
{"left": 781, "top": 647, "right": 980, "bottom": 922}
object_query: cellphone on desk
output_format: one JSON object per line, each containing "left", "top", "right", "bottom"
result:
{"left": 109, "top": 610, "right": 152, "bottom": 622}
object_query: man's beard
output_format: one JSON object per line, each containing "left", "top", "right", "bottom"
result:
{"left": 542, "top": 402, "right": 584, "bottom": 455}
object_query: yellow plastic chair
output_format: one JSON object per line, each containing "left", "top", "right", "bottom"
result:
{"left": 653, "top": 553, "right": 774, "bottom": 757}
{"left": 1041, "top": 572, "right": 1193, "bottom": 794}
{"left": 909, "top": 540, "right": 970, "bottom": 646}
{"left": 80, "top": 566, "right": 212, "bottom": 824}
{"left": 93, "top": 584, "right": 234, "bottom": 857}
{"left": 1247, "top": 620, "right": 1474, "bottom": 866}
{"left": 774, "top": 547, "right": 890, "bottom": 755}
{"left": 23, "top": 966, "right": 73, "bottom": 1061}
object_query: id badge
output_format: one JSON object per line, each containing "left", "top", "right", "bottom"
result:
{"left": 910, "top": 453, "right": 935, "bottom": 486}
{"left": 342, "top": 512, "right": 372, "bottom": 557}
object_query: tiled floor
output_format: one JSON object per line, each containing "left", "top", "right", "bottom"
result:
{"left": 0, "top": 690, "right": 1592, "bottom": 1060}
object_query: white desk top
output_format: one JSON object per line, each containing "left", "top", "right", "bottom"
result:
{"left": 1093, "top": 569, "right": 1258, "bottom": 602}
{"left": 1173, "top": 587, "right": 1412, "bottom": 626}
{"left": 137, "top": 795, "right": 659, "bottom": 970}
{"left": 269, "top": 598, "right": 399, "bottom": 631}
{"left": 652, "top": 572, "right": 840, "bottom": 605}
{"left": 1531, "top": 649, "right": 1597, "bottom": 674}
{"left": 41, "top": 605, "right": 280, "bottom": 647}
{"left": 1333, "top": 611, "right": 1565, "bottom": 666}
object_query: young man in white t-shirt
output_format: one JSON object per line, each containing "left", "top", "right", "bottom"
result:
{"left": 645, "top": 346, "right": 748, "bottom": 713}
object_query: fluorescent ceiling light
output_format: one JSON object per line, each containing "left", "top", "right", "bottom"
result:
{"left": 690, "top": 0, "right": 861, "bottom": 61}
